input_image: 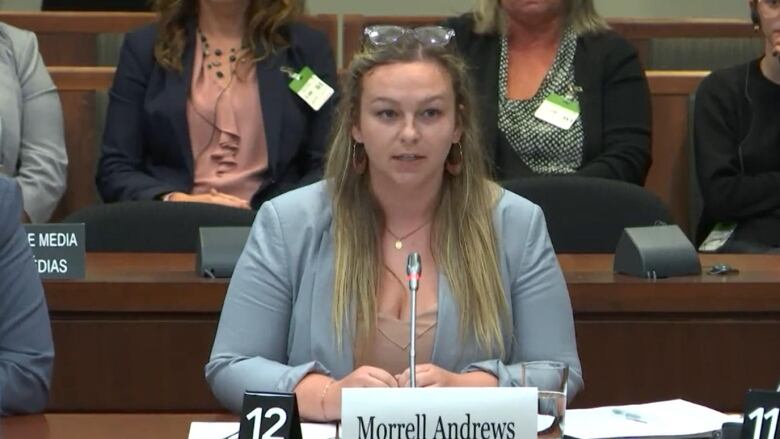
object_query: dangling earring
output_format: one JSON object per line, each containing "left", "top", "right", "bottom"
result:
{"left": 751, "top": 4, "right": 760, "bottom": 32}
{"left": 352, "top": 142, "right": 367, "bottom": 175}
{"left": 446, "top": 142, "right": 463, "bottom": 176}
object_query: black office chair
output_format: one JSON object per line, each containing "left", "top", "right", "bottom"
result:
{"left": 503, "top": 176, "right": 673, "bottom": 253}
{"left": 61, "top": 201, "right": 257, "bottom": 252}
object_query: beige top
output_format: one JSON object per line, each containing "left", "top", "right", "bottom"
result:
{"left": 186, "top": 37, "right": 268, "bottom": 201}
{"left": 355, "top": 308, "right": 438, "bottom": 376}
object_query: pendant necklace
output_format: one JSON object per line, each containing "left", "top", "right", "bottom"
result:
{"left": 386, "top": 219, "right": 432, "bottom": 250}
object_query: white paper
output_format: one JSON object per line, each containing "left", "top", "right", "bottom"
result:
{"left": 187, "top": 421, "right": 337, "bottom": 439}
{"left": 565, "top": 399, "right": 733, "bottom": 439}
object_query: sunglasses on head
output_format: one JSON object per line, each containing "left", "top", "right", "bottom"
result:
{"left": 363, "top": 25, "right": 456, "bottom": 48}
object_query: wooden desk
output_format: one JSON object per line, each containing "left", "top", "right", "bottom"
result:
{"left": 0, "top": 413, "right": 235, "bottom": 439}
{"left": 44, "top": 253, "right": 780, "bottom": 412}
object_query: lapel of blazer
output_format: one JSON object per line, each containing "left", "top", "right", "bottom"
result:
{"left": 256, "top": 48, "right": 287, "bottom": 177}
{"left": 573, "top": 36, "right": 597, "bottom": 164}
{"left": 167, "top": 21, "right": 196, "bottom": 174}
{"left": 431, "top": 272, "right": 460, "bottom": 370}
{"left": 311, "top": 222, "right": 355, "bottom": 377}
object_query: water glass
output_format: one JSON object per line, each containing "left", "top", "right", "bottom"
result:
{"left": 518, "top": 361, "right": 568, "bottom": 439}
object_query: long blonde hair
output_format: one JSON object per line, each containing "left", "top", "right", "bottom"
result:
{"left": 325, "top": 36, "right": 509, "bottom": 356}
{"left": 152, "top": 0, "right": 304, "bottom": 72}
{"left": 472, "top": 0, "right": 609, "bottom": 35}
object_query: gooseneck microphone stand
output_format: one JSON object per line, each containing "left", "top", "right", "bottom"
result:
{"left": 406, "top": 252, "right": 422, "bottom": 388}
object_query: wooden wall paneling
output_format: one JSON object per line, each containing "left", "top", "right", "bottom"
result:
{"left": 0, "top": 11, "right": 156, "bottom": 34}
{"left": 49, "top": 67, "right": 116, "bottom": 220}
{"left": 645, "top": 71, "right": 707, "bottom": 235}
{"left": 301, "top": 14, "right": 339, "bottom": 66}
{"left": 49, "top": 316, "right": 221, "bottom": 412}
{"left": 573, "top": 319, "right": 780, "bottom": 411}
{"left": 52, "top": 90, "right": 97, "bottom": 221}
{"left": 0, "top": 12, "right": 338, "bottom": 68}
{"left": 36, "top": 34, "right": 96, "bottom": 66}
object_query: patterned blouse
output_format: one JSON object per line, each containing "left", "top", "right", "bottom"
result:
{"left": 498, "top": 27, "right": 585, "bottom": 174}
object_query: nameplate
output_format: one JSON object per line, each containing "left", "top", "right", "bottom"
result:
{"left": 24, "top": 223, "right": 85, "bottom": 279}
{"left": 741, "top": 389, "right": 780, "bottom": 439}
{"left": 342, "top": 387, "right": 537, "bottom": 439}
{"left": 239, "top": 391, "right": 302, "bottom": 439}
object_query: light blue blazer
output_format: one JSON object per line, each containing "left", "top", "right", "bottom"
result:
{"left": 0, "top": 22, "right": 67, "bottom": 223}
{"left": 206, "top": 181, "right": 583, "bottom": 414}
{"left": 0, "top": 176, "right": 54, "bottom": 414}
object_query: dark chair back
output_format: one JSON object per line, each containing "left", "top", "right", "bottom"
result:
{"left": 503, "top": 176, "right": 673, "bottom": 253}
{"left": 61, "top": 201, "right": 257, "bottom": 252}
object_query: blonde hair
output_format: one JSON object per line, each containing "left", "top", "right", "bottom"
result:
{"left": 152, "top": 0, "right": 304, "bottom": 72}
{"left": 472, "top": 0, "right": 609, "bottom": 35}
{"left": 324, "top": 37, "right": 509, "bottom": 357}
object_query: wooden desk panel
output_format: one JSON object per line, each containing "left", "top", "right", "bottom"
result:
{"left": 44, "top": 253, "right": 780, "bottom": 412}
{"left": 0, "top": 413, "right": 235, "bottom": 439}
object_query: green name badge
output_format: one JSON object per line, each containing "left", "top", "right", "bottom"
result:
{"left": 534, "top": 93, "right": 580, "bottom": 130}
{"left": 24, "top": 223, "right": 85, "bottom": 279}
{"left": 287, "top": 66, "right": 334, "bottom": 111}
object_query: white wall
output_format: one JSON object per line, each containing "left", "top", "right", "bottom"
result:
{"left": 0, "top": 0, "right": 41, "bottom": 10}
{"left": 305, "top": 0, "right": 749, "bottom": 19}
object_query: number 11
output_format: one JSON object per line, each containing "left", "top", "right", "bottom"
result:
{"left": 748, "top": 407, "right": 779, "bottom": 439}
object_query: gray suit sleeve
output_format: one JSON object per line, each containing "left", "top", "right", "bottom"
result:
{"left": 13, "top": 30, "right": 67, "bottom": 223}
{"left": 205, "top": 200, "right": 328, "bottom": 414}
{"left": 0, "top": 178, "right": 54, "bottom": 415}
{"left": 465, "top": 202, "right": 583, "bottom": 403}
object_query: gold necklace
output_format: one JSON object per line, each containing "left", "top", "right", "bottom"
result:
{"left": 386, "top": 219, "right": 431, "bottom": 250}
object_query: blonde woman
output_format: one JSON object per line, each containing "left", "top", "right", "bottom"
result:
{"left": 97, "top": 0, "right": 336, "bottom": 209}
{"left": 206, "top": 26, "right": 582, "bottom": 419}
{"left": 445, "top": 0, "right": 651, "bottom": 185}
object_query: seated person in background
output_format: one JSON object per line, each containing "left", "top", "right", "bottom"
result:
{"left": 444, "top": 0, "right": 651, "bottom": 185}
{"left": 0, "top": 22, "right": 68, "bottom": 223}
{"left": 96, "top": 0, "right": 336, "bottom": 209}
{"left": 694, "top": 0, "right": 780, "bottom": 253}
{"left": 0, "top": 176, "right": 55, "bottom": 415}
{"left": 205, "top": 25, "right": 583, "bottom": 419}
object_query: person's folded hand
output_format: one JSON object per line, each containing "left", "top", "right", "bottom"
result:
{"left": 396, "top": 363, "right": 459, "bottom": 388}
{"left": 165, "top": 189, "right": 250, "bottom": 210}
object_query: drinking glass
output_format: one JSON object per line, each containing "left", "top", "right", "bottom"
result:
{"left": 519, "top": 361, "right": 568, "bottom": 439}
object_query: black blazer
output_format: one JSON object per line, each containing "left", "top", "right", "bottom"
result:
{"left": 96, "top": 21, "right": 337, "bottom": 208}
{"left": 444, "top": 14, "right": 652, "bottom": 185}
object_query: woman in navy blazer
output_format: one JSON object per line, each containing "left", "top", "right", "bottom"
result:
{"left": 96, "top": 0, "right": 337, "bottom": 209}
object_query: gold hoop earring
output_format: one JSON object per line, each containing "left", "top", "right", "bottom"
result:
{"left": 446, "top": 142, "right": 463, "bottom": 176}
{"left": 351, "top": 142, "right": 367, "bottom": 175}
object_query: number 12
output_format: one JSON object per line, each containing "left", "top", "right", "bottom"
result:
{"left": 246, "top": 407, "right": 287, "bottom": 439}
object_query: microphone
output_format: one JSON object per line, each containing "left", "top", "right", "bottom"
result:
{"left": 406, "top": 252, "right": 421, "bottom": 388}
